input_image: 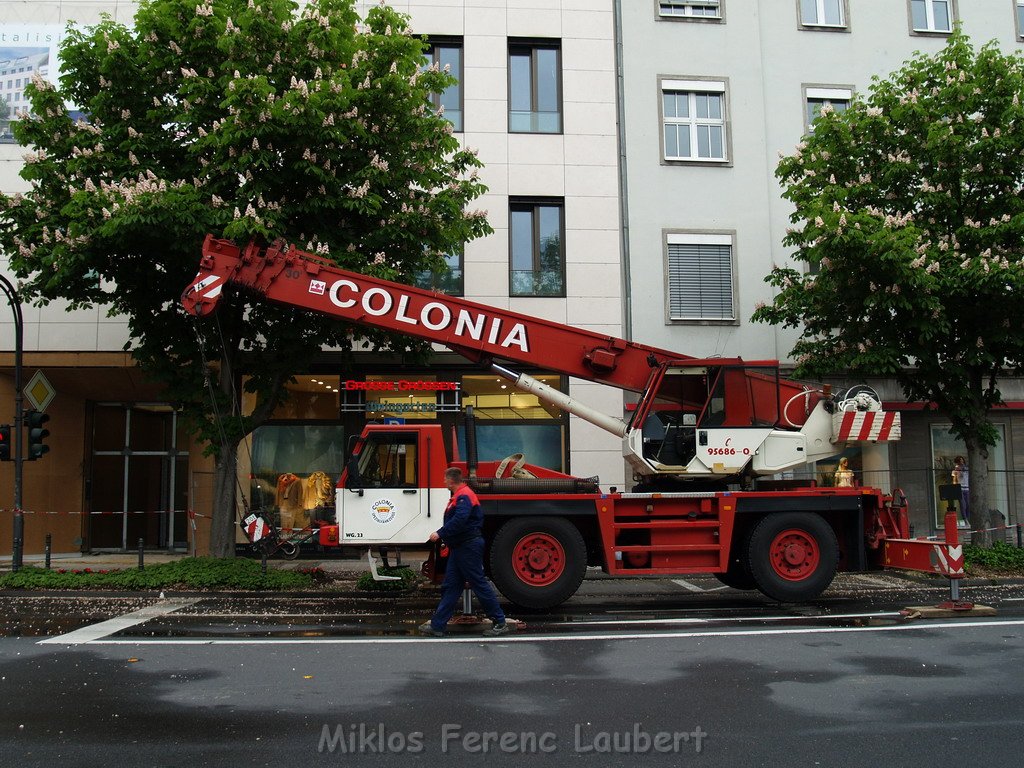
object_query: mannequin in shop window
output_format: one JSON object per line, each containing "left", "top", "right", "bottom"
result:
{"left": 834, "top": 457, "right": 854, "bottom": 488}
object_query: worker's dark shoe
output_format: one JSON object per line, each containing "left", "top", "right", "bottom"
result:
{"left": 482, "top": 622, "right": 509, "bottom": 637}
{"left": 418, "top": 622, "right": 445, "bottom": 637}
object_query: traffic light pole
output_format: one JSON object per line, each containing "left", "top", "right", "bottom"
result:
{"left": 0, "top": 274, "right": 24, "bottom": 572}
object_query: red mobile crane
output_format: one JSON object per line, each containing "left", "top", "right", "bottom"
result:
{"left": 184, "top": 236, "right": 927, "bottom": 609}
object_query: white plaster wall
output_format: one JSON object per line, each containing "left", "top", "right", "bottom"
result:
{"left": 620, "top": 0, "right": 1024, "bottom": 365}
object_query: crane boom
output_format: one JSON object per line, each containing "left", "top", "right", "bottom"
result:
{"left": 183, "top": 235, "right": 686, "bottom": 393}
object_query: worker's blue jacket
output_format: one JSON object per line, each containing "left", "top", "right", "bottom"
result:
{"left": 436, "top": 483, "right": 483, "bottom": 546}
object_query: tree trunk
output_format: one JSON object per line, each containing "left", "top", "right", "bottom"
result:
{"left": 966, "top": 441, "right": 992, "bottom": 548}
{"left": 209, "top": 441, "right": 240, "bottom": 558}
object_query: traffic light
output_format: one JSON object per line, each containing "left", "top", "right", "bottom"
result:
{"left": 0, "top": 424, "right": 10, "bottom": 462}
{"left": 25, "top": 410, "right": 50, "bottom": 460}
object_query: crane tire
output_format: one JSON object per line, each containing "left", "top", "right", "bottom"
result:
{"left": 489, "top": 517, "right": 587, "bottom": 611}
{"left": 747, "top": 512, "right": 838, "bottom": 602}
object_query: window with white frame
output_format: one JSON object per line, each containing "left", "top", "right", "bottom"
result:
{"left": 1016, "top": 1, "right": 1024, "bottom": 38}
{"left": 659, "top": 1, "right": 721, "bottom": 19}
{"left": 662, "top": 80, "right": 727, "bottom": 162}
{"left": 799, "top": 0, "right": 846, "bottom": 28}
{"left": 805, "top": 87, "right": 852, "bottom": 131}
{"left": 910, "top": 0, "right": 954, "bottom": 33}
{"left": 666, "top": 234, "right": 735, "bottom": 321}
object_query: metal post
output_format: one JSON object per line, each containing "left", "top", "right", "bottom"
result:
{"left": 1017, "top": 523, "right": 1022, "bottom": 549}
{"left": 261, "top": 548, "right": 268, "bottom": 575}
{"left": 44, "top": 533, "right": 51, "bottom": 570}
{"left": 0, "top": 276, "right": 24, "bottom": 572}
{"left": 137, "top": 537, "right": 144, "bottom": 570}
{"left": 462, "top": 586, "right": 473, "bottom": 616}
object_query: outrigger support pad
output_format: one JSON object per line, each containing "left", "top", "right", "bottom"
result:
{"left": 367, "top": 548, "right": 401, "bottom": 581}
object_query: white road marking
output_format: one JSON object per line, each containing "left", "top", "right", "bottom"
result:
{"left": 37, "top": 599, "right": 200, "bottom": 645}
{"left": 671, "top": 578, "right": 706, "bottom": 592}
{"left": 850, "top": 574, "right": 901, "bottom": 588}
{"left": 79, "top": 618, "right": 1024, "bottom": 646}
{"left": 548, "top": 611, "right": 901, "bottom": 627}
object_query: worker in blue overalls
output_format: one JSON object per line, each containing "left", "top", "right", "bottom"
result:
{"left": 419, "top": 466, "right": 508, "bottom": 637}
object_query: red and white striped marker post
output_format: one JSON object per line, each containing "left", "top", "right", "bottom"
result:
{"left": 937, "top": 500, "right": 973, "bottom": 611}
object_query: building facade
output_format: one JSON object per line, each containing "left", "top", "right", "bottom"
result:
{"left": 617, "top": 0, "right": 1024, "bottom": 534}
{"left": 3, "top": 0, "right": 1024, "bottom": 556}
{"left": 0, "top": 0, "right": 625, "bottom": 554}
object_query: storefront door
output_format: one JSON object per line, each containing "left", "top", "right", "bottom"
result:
{"left": 88, "top": 404, "right": 189, "bottom": 551}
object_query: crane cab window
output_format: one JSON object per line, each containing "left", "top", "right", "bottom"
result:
{"left": 357, "top": 433, "right": 419, "bottom": 488}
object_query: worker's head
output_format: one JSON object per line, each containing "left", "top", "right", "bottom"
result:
{"left": 444, "top": 466, "right": 464, "bottom": 491}
{"left": 838, "top": 457, "right": 848, "bottom": 469}
{"left": 954, "top": 455, "right": 965, "bottom": 466}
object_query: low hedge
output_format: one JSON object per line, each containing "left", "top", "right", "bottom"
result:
{"left": 964, "top": 541, "right": 1024, "bottom": 574}
{"left": 0, "top": 557, "right": 316, "bottom": 590}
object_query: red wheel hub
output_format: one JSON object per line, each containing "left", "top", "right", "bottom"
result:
{"left": 511, "top": 533, "right": 565, "bottom": 586}
{"left": 768, "top": 528, "right": 820, "bottom": 581}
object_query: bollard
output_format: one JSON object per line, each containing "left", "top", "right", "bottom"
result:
{"left": 261, "top": 548, "right": 268, "bottom": 575}
{"left": 11, "top": 534, "right": 22, "bottom": 574}
{"left": 44, "top": 533, "right": 52, "bottom": 570}
{"left": 1018, "top": 523, "right": 1022, "bottom": 549}
{"left": 138, "top": 537, "right": 145, "bottom": 571}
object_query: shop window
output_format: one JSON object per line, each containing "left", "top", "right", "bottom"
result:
{"left": 243, "top": 374, "right": 341, "bottom": 420}
{"left": 459, "top": 374, "right": 566, "bottom": 472}
{"left": 929, "top": 425, "right": 1007, "bottom": 529}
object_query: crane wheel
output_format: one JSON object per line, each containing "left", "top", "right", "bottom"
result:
{"left": 747, "top": 513, "right": 838, "bottom": 602}
{"left": 489, "top": 517, "right": 587, "bottom": 610}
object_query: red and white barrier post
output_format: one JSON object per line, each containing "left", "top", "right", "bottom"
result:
{"left": 937, "top": 499, "right": 972, "bottom": 611}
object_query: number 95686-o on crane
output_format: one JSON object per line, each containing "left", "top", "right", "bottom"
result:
{"left": 183, "top": 236, "right": 914, "bottom": 609}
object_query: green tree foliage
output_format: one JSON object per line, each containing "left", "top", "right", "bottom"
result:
{"left": 0, "top": 0, "right": 491, "bottom": 555}
{"left": 754, "top": 32, "right": 1024, "bottom": 543}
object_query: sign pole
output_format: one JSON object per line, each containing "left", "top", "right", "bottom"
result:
{"left": 0, "top": 275, "right": 24, "bottom": 572}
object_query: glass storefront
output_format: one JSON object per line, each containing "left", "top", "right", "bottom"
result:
{"left": 239, "top": 368, "right": 567, "bottom": 528}
{"left": 929, "top": 424, "right": 1008, "bottom": 528}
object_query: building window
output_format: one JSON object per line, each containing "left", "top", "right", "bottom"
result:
{"left": 412, "top": 249, "right": 464, "bottom": 296}
{"left": 1016, "top": 1, "right": 1024, "bottom": 38}
{"left": 805, "top": 86, "right": 852, "bottom": 132}
{"left": 799, "top": 0, "right": 847, "bottom": 28}
{"left": 508, "top": 40, "right": 561, "bottom": 134}
{"left": 909, "top": 0, "right": 954, "bottom": 34}
{"left": 426, "top": 39, "right": 462, "bottom": 132}
{"left": 661, "top": 80, "right": 728, "bottom": 162}
{"left": 658, "top": 1, "right": 722, "bottom": 19}
{"left": 666, "top": 233, "right": 735, "bottom": 322}
{"left": 929, "top": 424, "right": 1007, "bottom": 530}
{"left": 510, "top": 199, "right": 564, "bottom": 297}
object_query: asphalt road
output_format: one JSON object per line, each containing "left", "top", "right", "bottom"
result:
{"left": 2, "top": 574, "right": 1023, "bottom": 767}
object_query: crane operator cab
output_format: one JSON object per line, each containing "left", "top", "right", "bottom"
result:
{"left": 629, "top": 361, "right": 815, "bottom": 482}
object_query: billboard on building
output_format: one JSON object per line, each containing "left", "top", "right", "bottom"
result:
{"left": 0, "top": 25, "right": 66, "bottom": 143}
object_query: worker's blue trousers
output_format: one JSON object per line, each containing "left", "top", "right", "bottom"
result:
{"left": 430, "top": 536, "right": 505, "bottom": 631}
